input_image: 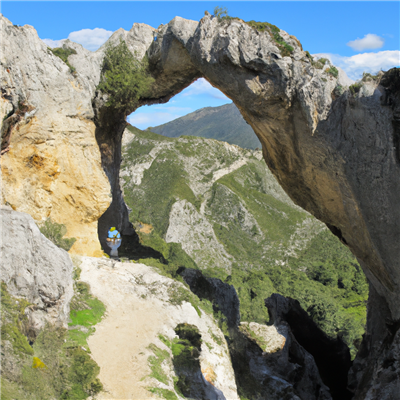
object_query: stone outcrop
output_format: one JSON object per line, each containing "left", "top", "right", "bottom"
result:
{"left": 0, "top": 208, "right": 74, "bottom": 333}
{"left": 0, "top": 15, "right": 110, "bottom": 256}
{"left": 179, "top": 268, "right": 333, "bottom": 399}
{"left": 265, "top": 294, "right": 352, "bottom": 399}
{"left": 1, "top": 12, "right": 400, "bottom": 398}
{"left": 143, "top": 17, "right": 400, "bottom": 398}
{"left": 178, "top": 267, "right": 241, "bottom": 328}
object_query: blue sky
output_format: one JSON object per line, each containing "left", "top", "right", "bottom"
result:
{"left": 2, "top": 1, "right": 399, "bottom": 129}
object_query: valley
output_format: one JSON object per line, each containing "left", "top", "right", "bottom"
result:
{"left": 120, "top": 124, "right": 368, "bottom": 359}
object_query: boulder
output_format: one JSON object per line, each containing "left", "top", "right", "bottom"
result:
{"left": 0, "top": 208, "right": 74, "bottom": 332}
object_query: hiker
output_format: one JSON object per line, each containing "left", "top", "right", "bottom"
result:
{"left": 106, "top": 227, "right": 122, "bottom": 258}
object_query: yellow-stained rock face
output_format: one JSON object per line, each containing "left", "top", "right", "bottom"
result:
{"left": 1, "top": 115, "right": 111, "bottom": 257}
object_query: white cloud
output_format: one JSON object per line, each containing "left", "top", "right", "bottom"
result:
{"left": 68, "top": 28, "right": 113, "bottom": 51}
{"left": 313, "top": 50, "right": 400, "bottom": 81}
{"left": 347, "top": 34, "right": 384, "bottom": 51}
{"left": 182, "top": 78, "right": 228, "bottom": 100}
{"left": 128, "top": 110, "right": 192, "bottom": 129}
{"left": 42, "top": 28, "right": 113, "bottom": 52}
{"left": 42, "top": 38, "right": 65, "bottom": 48}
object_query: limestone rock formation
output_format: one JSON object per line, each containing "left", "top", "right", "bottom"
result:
{"left": 1, "top": 11, "right": 400, "bottom": 398}
{"left": 178, "top": 267, "right": 241, "bottom": 328}
{"left": 265, "top": 294, "right": 352, "bottom": 399}
{"left": 0, "top": 208, "right": 74, "bottom": 332}
{"left": 0, "top": 15, "right": 111, "bottom": 256}
{"left": 178, "top": 267, "right": 333, "bottom": 399}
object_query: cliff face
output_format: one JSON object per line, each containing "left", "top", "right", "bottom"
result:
{"left": 0, "top": 16, "right": 111, "bottom": 257}
{"left": 1, "top": 12, "right": 400, "bottom": 398}
{"left": 144, "top": 15, "right": 400, "bottom": 323}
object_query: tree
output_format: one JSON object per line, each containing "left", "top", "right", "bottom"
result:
{"left": 97, "top": 39, "right": 154, "bottom": 111}
{"left": 213, "top": 6, "right": 229, "bottom": 21}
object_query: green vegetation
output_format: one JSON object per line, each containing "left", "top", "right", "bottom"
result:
{"left": 361, "top": 72, "right": 380, "bottom": 82}
{"left": 147, "top": 325, "right": 203, "bottom": 400}
{"left": 49, "top": 47, "right": 77, "bottom": 74}
{"left": 305, "top": 52, "right": 337, "bottom": 75}
{"left": 349, "top": 82, "right": 363, "bottom": 96}
{"left": 97, "top": 39, "right": 154, "bottom": 111}
{"left": 123, "top": 148, "right": 198, "bottom": 237}
{"left": 209, "top": 7, "right": 294, "bottom": 57}
{"left": 246, "top": 20, "right": 294, "bottom": 57}
{"left": 305, "top": 51, "right": 313, "bottom": 62}
{"left": 239, "top": 324, "right": 273, "bottom": 352}
{"left": 327, "top": 66, "right": 339, "bottom": 78}
{"left": 67, "top": 281, "right": 106, "bottom": 349}
{"left": 1, "top": 282, "right": 33, "bottom": 357}
{"left": 121, "top": 126, "right": 368, "bottom": 359}
{"left": 148, "top": 343, "right": 170, "bottom": 385}
{"left": 213, "top": 6, "right": 231, "bottom": 21}
{"left": 334, "top": 85, "right": 345, "bottom": 97}
{"left": 312, "top": 58, "right": 326, "bottom": 70}
{"left": 226, "top": 229, "right": 367, "bottom": 358}
{"left": 39, "top": 218, "right": 76, "bottom": 251}
{"left": 1, "top": 281, "right": 104, "bottom": 399}
{"left": 150, "top": 104, "right": 261, "bottom": 150}
{"left": 148, "top": 388, "right": 178, "bottom": 400}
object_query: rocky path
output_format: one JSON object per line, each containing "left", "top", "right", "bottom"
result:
{"left": 78, "top": 256, "right": 239, "bottom": 400}
{"left": 80, "top": 258, "right": 161, "bottom": 399}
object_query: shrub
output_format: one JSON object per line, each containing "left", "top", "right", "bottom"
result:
{"left": 333, "top": 85, "right": 345, "bottom": 97}
{"left": 97, "top": 39, "right": 154, "bottom": 111}
{"left": 361, "top": 72, "right": 380, "bottom": 82}
{"left": 327, "top": 66, "right": 339, "bottom": 78}
{"left": 50, "top": 46, "right": 77, "bottom": 74}
{"left": 39, "top": 218, "right": 76, "bottom": 251}
{"left": 305, "top": 51, "right": 313, "bottom": 62}
{"left": 213, "top": 6, "right": 230, "bottom": 21}
{"left": 313, "top": 60, "right": 325, "bottom": 70}
{"left": 349, "top": 82, "right": 363, "bottom": 96}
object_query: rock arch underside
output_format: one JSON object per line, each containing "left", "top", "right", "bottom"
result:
{"left": 1, "top": 13, "right": 400, "bottom": 399}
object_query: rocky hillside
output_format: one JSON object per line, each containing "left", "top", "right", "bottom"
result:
{"left": 120, "top": 125, "right": 368, "bottom": 358}
{"left": 150, "top": 103, "right": 262, "bottom": 149}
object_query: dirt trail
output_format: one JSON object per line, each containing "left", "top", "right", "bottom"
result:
{"left": 78, "top": 256, "right": 239, "bottom": 400}
{"left": 80, "top": 258, "right": 164, "bottom": 399}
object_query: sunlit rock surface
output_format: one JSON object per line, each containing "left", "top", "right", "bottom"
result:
{"left": 0, "top": 208, "right": 74, "bottom": 332}
{"left": 2, "top": 11, "right": 400, "bottom": 398}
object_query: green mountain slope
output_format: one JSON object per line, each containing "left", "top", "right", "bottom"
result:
{"left": 149, "top": 103, "right": 262, "bottom": 149}
{"left": 121, "top": 125, "right": 367, "bottom": 357}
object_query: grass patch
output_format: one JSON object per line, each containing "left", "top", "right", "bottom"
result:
{"left": 67, "top": 281, "right": 106, "bottom": 350}
{"left": 147, "top": 343, "right": 170, "bottom": 385}
{"left": 148, "top": 387, "right": 178, "bottom": 400}
{"left": 49, "top": 46, "right": 77, "bottom": 74}
{"left": 1, "top": 282, "right": 104, "bottom": 399}
{"left": 123, "top": 147, "right": 198, "bottom": 237}
{"left": 246, "top": 20, "right": 294, "bottom": 57}
{"left": 1, "top": 282, "right": 33, "bottom": 357}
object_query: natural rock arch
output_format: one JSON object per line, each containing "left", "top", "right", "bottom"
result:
{"left": 93, "top": 15, "right": 400, "bottom": 398}
{"left": 2, "top": 12, "right": 399, "bottom": 398}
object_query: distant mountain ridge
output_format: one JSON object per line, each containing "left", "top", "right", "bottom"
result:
{"left": 149, "top": 103, "right": 262, "bottom": 149}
